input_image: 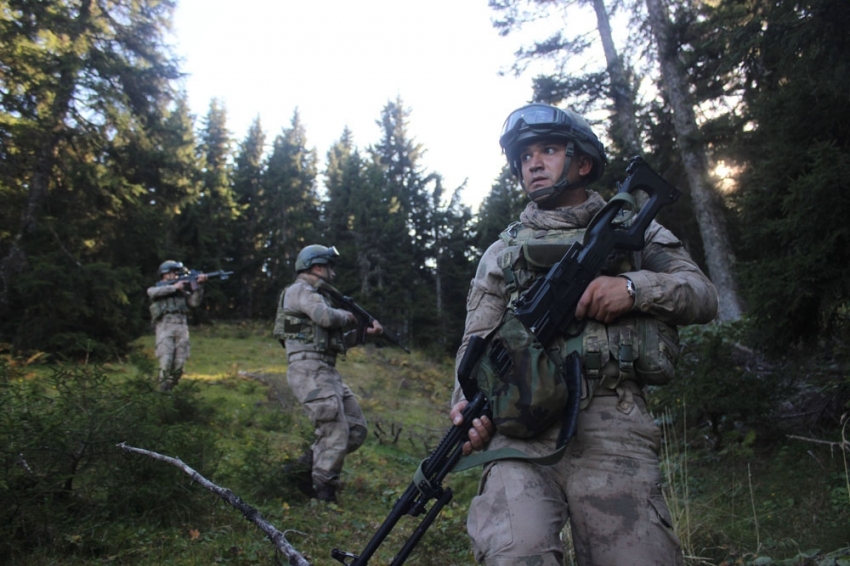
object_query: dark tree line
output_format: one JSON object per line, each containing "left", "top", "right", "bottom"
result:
{"left": 1, "top": 0, "right": 848, "bottom": 360}
{"left": 490, "top": 0, "right": 850, "bottom": 352}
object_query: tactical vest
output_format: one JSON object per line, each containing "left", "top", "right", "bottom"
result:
{"left": 149, "top": 292, "right": 189, "bottom": 322}
{"left": 273, "top": 288, "right": 346, "bottom": 356}
{"left": 497, "top": 221, "right": 679, "bottom": 401}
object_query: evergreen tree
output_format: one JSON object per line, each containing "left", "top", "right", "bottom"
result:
{"left": 367, "top": 97, "right": 435, "bottom": 346}
{"left": 644, "top": 0, "right": 743, "bottom": 321}
{"left": 323, "top": 128, "right": 383, "bottom": 302}
{"left": 260, "top": 109, "right": 320, "bottom": 312}
{"left": 472, "top": 166, "right": 527, "bottom": 257}
{"left": 433, "top": 186, "right": 476, "bottom": 353}
{"left": 230, "top": 117, "right": 267, "bottom": 318}
{"left": 0, "top": 0, "right": 195, "bottom": 356}
{"left": 728, "top": 0, "right": 850, "bottom": 349}
{"left": 324, "top": 128, "right": 358, "bottom": 248}
{"left": 177, "top": 99, "right": 238, "bottom": 320}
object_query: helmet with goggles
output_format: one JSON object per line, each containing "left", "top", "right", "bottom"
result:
{"left": 499, "top": 104, "right": 607, "bottom": 185}
{"left": 159, "top": 260, "right": 185, "bottom": 275}
{"left": 295, "top": 245, "right": 340, "bottom": 272}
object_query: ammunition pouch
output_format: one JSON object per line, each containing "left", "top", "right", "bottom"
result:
{"left": 578, "top": 316, "right": 679, "bottom": 405}
{"left": 150, "top": 294, "right": 188, "bottom": 322}
{"left": 471, "top": 311, "right": 569, "bottom": 439}
{"left": 273, "top": 291, "right": 345, "bottom": 355}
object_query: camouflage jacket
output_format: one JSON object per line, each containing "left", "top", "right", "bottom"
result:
{"left": 278, "top": 273, "right": 355, "bottom": 357}
{"left": 452, "top": 191, "right": 718, "bottom": 406}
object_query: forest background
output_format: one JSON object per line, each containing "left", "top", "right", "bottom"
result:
{"left": 1, "top": 0, "right": 849, "bottom": 564}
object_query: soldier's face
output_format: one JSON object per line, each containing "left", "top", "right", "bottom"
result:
{"left": 520, "top": 141, "right": 570, "bottom": 197}
{"left": 312, "top": 263, "right": 336, "bottom": 283}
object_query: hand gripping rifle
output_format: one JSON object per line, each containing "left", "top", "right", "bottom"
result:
{"left": 330, "top": 157, "right": 681, "bottom": 565}
{"left": 155, "top": 269, "right": 234, "bottom": 293}
{"left": 490, "top": 156, "right": 681, "bottom": 373}
{"left": 317, "top": 281, "right": 411, "bottom": 354}
{"left": 331, "top": 337, "right": 488, "bottom": 566}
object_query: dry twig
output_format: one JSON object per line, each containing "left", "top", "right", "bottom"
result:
{"left": 117, "top": 442, "right": 312, "bottom": 566}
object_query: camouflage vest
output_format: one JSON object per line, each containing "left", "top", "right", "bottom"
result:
{"left": 473, "top": 221, "right": 679, "bottom": 440}
{"left": 273, "top": 287, "right": 346, "bottom": 356}
{"left": 149, "top": 292, "right": 189, "bottom": 322}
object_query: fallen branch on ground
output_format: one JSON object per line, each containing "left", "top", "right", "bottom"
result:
{"left": 117, "top": 442, "right": 312, "bottom": 566}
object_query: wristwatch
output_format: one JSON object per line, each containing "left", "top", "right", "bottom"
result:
{"left": 622, "top": 276, "right": 636, "bottom": 300}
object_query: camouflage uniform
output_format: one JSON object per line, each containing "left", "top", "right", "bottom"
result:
{"left": 453, "top": 194, "right": 718, "bottom": 566}
{"left": 279, "top": 273, "right": 368, "bottom": 491}
{"left": 147, "top": 283, "right": 204, "bottom": 391}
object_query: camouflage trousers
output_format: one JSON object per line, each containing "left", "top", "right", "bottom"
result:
{"left": 154, "top": 314, "right": 191, "bottom": 391}
{"left": 287, "top": 357, "right": 367, "bottom": 487}
{"left": 467, "top": 385, "right": 683, "bottom": 566}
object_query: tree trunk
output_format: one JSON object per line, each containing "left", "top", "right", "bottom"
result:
{"left": 644, "top": 0, "right": 744, "bottom": 322}
{"left": 591, "top": 0, "right": 642, "bottom": 157}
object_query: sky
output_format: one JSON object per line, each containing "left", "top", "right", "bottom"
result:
{"left": 169, "top": 0, "right": 562, "bottom": 209}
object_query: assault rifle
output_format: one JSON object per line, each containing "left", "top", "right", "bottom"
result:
{"left": 156, "top": 269, "right": 234, "bottom": 293}
{"left": 331, "top": 337, "right": 488, "bottom": 566}
{"left": 317, "top": 282, "right": 411, "bottom": 354}
{"left": 330, "top": 156, "right": 681, "bottom": 565}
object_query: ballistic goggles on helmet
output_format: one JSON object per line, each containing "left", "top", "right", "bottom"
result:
{"left": 314, "top": 246, "right": 340, "bottom": 263}
{"left": 499, "top": 104, "right": 579, "bottom": 151}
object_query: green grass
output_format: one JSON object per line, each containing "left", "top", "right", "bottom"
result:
{"left": 2, "top": 322, "right": 849, "bottom": 565}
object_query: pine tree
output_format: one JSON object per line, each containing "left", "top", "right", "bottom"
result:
{"left": 0, "top": 0, "right": 196, "bottom": 356}
{"left": 367, "top": 97, "right": 434, "bottom": 345}
{"left": 231, "top": 117, "right": 267, "bottom": 318}
{"left": 728, "top": 0, "right": 850, "bottom": 348}
{"left": 260, "top": 109, "right": 320, "bottom": 309}
{"left": 473, "top": 166, "right": 527, "bottom": 257}
{"left": 644, "top": 0, "right": 743, "bottom": 321}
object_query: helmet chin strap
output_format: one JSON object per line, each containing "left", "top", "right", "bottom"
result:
{"left": 523, "top": 141, "right": 581, "bottom": 208}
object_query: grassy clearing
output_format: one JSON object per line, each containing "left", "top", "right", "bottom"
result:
{"left": 3, "top": 321, "right": 849, "bottom": 565}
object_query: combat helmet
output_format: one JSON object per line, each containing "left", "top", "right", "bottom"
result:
{"left": 159, "top": 260, "right": 185, "bottom": 275}
{"left": 499, "top": 103, "right": 607, "bottom": 204}
{"left": 295, "top": 245, "right": 340, "bottom": 272}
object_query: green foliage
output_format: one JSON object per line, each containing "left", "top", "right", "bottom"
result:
{"left": 728, "top": 0, "right": 850, "bottom": 351}
{"left": 0, "top": 358, "right": 219, "bottom": 561}
{"left": 2, "top": 323, "right": 849, "bottom": 564}
{"left": 649, "top": 323, "right": 792, "bottom": 450}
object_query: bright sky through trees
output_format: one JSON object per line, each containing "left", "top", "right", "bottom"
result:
{"left": 171, "top": 0, "right": 549, "bottom": 208}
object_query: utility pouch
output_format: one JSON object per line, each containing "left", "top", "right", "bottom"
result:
{"left": 149, "top": 300, "right": 164, "bottom": 322}
{"left": 314, "top": 325, "right": 346, "bottom": 355}
{"left": 581, "top": 315, "right": 679, "bottom": 394}
{"left": 472, "top": 311, "right": 568, "bottom": 439}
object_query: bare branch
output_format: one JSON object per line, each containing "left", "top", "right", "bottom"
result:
{"left": 117, "top": 442, "right": 312, "bottom": 566}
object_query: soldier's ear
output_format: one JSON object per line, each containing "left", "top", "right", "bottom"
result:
{"left": 577, "top": 154, "right": 593, "bottom": 176}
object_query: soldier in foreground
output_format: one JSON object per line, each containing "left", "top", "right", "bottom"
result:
{"left": 275, "top": 245, "right": 383, "bottom": 503}
{"left": 450, "top": 104, "right": 718, "bottom": 565}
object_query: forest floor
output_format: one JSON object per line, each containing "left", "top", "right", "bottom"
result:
{"left": 3, "top": 321, "right": 849, "bottom": 565}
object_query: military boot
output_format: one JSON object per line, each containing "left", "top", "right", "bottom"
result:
{"left": 314, "top": 480, "right": 338, "bottom": 503}
{"left": 282, "top": 449, "right": 315, "bottom": 498}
